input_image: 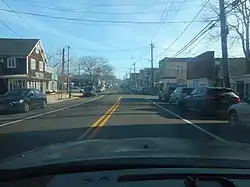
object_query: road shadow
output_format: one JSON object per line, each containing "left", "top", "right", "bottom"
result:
{"left": 0, "top": 122, "right": 244, "bottom": 160}
{"left": 147, "top": 99, "right": 227, "bottom": 120}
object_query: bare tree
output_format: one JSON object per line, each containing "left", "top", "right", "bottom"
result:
{"left": 46, "top": 49, "right": 62, "bottom": 74}
{"left": 203, "top": 0, "right": 250, "bottom": 71}
{"left": 77, "top": 56, "right": 114, "bottom": 85}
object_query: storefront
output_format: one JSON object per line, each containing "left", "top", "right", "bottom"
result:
{"left": 231, "top": 74, "right": 250, "bottom": 98}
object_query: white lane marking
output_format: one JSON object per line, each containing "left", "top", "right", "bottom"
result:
{"left": 146, "top": 98, "right": 228, "bottom": 144}
{"left": 0, "top": 95, "right": 106, "bottom": 128}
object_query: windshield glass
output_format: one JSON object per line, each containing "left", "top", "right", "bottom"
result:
{"left": 0, "top": 0, "right": 250, "bottom": 175}
{"left": 5, "top": 89, "right": 29, "bottom": 96}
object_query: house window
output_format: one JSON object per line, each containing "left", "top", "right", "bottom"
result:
{"left": 7, "top": 57, "right": 16, "bottom": 68}
{"left": 30, "top": 58, "right": 36, "bottom": 69}
{"left": 39, "top": 61, "right": 44, "bottom": 71}
{"left": 36, "top": 46, "right": 39, "bottom": 54}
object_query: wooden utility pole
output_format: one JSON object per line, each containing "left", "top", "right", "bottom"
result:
{"left": 219, "top": 0, "right": 230, "bottom": 87}
{"left": 67, "top": 46, "right": 71, "bottom": 98}
{"left": 150, "top": 43, "right": 154, "bottom": 88}
{"left": 60, "top": 48, "right": 65, "bottom": 99}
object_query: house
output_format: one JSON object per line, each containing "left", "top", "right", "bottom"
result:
{"left": 0, "top": 38, "right": 52, "bottom": 94}
{"left": 159, "top": 57, "right": 190, "bottom": 89}
{"left": 45, "top": 67, "right": 58, "bottom": 93}
{"left": 138, "top": 68, "right": 159, "bottom": 88}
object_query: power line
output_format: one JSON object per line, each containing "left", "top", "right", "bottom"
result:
{"left": 7, "top": 0, "right": 201, "bottom": 7}
{"left": 0, "top": 0, "right": 40, "bottom": 37}
{"left": 74, "top": 46, "right": 148, "bottom": 52}
{"left": 171, "top": 0, "right": 249, "bottom": 58}
{"left": 0, "top": 8, "right": 212, "bottom": 24}
{"left": 172, "top": 22, "right": 215, "bottom": 57}
{"left": 0, "top": 19, "right": 22, "bottom": 38}
{"left": 150, "top": 0, "right": 173, "bottom": 42}
{"left": 156, "top": 0, "right": 211, "bottom": 59}
{"left": 16, "top": 4, "right": 187, "bottom": 15}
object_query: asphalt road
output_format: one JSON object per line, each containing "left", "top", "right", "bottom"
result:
{"left": 0, "top": 89, "right": 250, "bottom": 160}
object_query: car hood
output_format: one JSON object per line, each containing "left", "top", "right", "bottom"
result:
{"left": 2, "top": 138, "right": 250, "bottom": 169}
{"left": 0, "top": 95, "right": 26, "bottom": 103}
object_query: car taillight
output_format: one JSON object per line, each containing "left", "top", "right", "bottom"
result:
{"left": 237, "top": 98, "right": 241, "bottom": 102}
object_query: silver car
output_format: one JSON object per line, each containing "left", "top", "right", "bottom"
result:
{"left": 169, "top": 87, "right": 194, "bottom": 105}
{"left": 228, "top": 98, "right": 250, "bottom": 127}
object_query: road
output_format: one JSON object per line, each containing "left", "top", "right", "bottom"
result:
{"left": 0, "top": 89, "right": 250, "bottom": 159}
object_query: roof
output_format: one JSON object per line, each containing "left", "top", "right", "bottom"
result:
{"left": 0, "top": 38, "right": 39, "bottom": 56}
{"left": 159, "top": 57, "right": 192, "bottom": 64}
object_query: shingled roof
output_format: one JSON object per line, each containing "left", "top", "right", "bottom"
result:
{"left": 0, "top": 38, "right": 39, "bottom": 56}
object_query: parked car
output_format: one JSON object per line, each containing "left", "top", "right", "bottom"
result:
{"left": 169, "top": 87, "right": 194, "bottom": 105}
{"left": 158, "top": 86, "right": 183, "bottom": 101}
{"left": 228, "top": 97, "right": 250, "bottom": 127}
{"left": 84, "top": 86, "right": 97, "bottom": 97}
{"left": 182, "top": 87, "right": 240, "bottom": 116}
{"left": 0, "top": 88, "right": 47, "bottom": 113}
{"left": 141, "top": 88, "right": 150, "bottom": 95}
{"left": 71, "top": 87, "right": 84, "bottom": 93}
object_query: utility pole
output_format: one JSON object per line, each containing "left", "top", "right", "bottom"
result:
{"left": 67, "top": 46, "right": 71, "bottom": 98}
{"left": 60, "top": 48, "right": 65, "bottom": 99}
{"left": 133, "top": 62, "right": 136, "bottom": 87}
{"left": 219, "top": 0, "right": 230, "bottom": 87}
{"left": 150, "top": 43, "right": 155, "bottom": 89}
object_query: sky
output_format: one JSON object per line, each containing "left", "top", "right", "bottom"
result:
{"left": 0, "top": 0, "right": 245, "bottom": 79}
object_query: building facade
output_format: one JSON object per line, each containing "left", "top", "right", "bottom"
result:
{"left": 0, "top": 38, "right": 51, "bottom": 94}
{"left": 159, "top": 57, "right": 190, "bottom": 89}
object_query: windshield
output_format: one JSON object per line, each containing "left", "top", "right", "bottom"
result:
{"left": 4, "top": 89, "right": 29, "bottom": 96}
{"left": 0, "top": 0, "right": 250, "bottom": 176}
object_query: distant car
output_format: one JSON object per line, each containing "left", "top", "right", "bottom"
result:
{"left": 71, "top": 87, "right": 84, "bottom": 93}
{"left": 0, "top": 88, "right": 47, "bottom": 113}
{"left": 228, "top": 97, "right": 250, "bottom": 127}
{"left": 182, "top": 87, "right": 240, "bottom": 116}
{"left": 84, "top": 86, "right": 97, "bottom": 97}
{"left": 169, "top": 87, "right": 194, "bottom": 106}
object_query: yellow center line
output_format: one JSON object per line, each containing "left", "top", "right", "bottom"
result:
{"left": 77, "top": 96, "right": 122, "bottom": 141}
{"left": 86, "top": 97, "right": 122, "bottom": 139}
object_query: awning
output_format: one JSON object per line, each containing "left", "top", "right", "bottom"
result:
{"left": 0, "top": 74, "right": 29, "bottom": 79}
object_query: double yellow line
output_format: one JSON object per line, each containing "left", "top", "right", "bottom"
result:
{"left": 77, "top": 96, "right": 122, "bottom": 140}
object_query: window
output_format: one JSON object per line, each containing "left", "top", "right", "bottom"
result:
{"left": 30, "top": 58, "right": 36, "bottom": 69}
{"left": 39, "top": 61, "right": 44, "bottom": 71}
{"left": 7, "top": 57, "right": 16, "bottom": 68}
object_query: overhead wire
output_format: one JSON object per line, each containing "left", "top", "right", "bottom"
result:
{"left": 0, "top": 0, "right": 40, "bottom": 37}
{"left": 156, "top": 0, "right": 211, "bottom": 59}
{"left": 0, "top": 19, "right": 22, "bottom": 38}
{"left": 0, "top": 8, "right": 211, "bottom": 24}
{"left": 170, "top": 0, "right": 249, "bottom": 58}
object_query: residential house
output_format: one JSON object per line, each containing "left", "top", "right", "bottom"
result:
{"left": 0, "top": 38, "right": 52, "bottom": 94}
{"left": 45, "top": 67, "right": 58, "bottom": 93}
{"left": 159, "top": 57, "right": 190, "bottom": 89}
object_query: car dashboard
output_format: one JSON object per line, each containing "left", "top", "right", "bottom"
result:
{"left": 1, "top": 167, "right": 250, "bottom": 187}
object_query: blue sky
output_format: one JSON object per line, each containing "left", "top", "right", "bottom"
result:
{"left": 0, "top": 0, "right": 244, "bottom": 78}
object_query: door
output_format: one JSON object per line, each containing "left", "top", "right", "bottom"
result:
{"left": 239, "top": 98, "right": 250, "bottom": 126}
{"left": 184, "top": 88, "right": 198, "bottom": 108}
{"left": 28, "top": 89, "right": 38, "bottom": 108}
{"left": 192, "top": 87, "right": 207, "bottom": 110}
{"left": 34, "top": 89, "right": 44, "bottom": 107}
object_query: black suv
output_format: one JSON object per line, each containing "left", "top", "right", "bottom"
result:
{"left": 182, "top": 87, "right": 240, "bottom": 116}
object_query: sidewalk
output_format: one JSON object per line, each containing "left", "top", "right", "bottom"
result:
{"left": 47, "top": 93, "right": 82, "bottom": 104}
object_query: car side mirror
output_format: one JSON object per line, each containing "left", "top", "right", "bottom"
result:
{"left": 242, "top": 98, "right": 250, "bottom": 104}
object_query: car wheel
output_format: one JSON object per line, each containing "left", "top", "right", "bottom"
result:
{"left": 158, "top": 96, "right": 162, "bottom": 101}
{"left": 229, "top": 110, "right": 239, "bottom": 127}
{"left": 23, "top": 102, "right": 30, "bottom": 113}
{"left": 41, "top": 100, "right": 47, "bottom": 109}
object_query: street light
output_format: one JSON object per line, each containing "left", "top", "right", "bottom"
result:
{"left": 139, "top": 57, "right": 151, "bottom": 62}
